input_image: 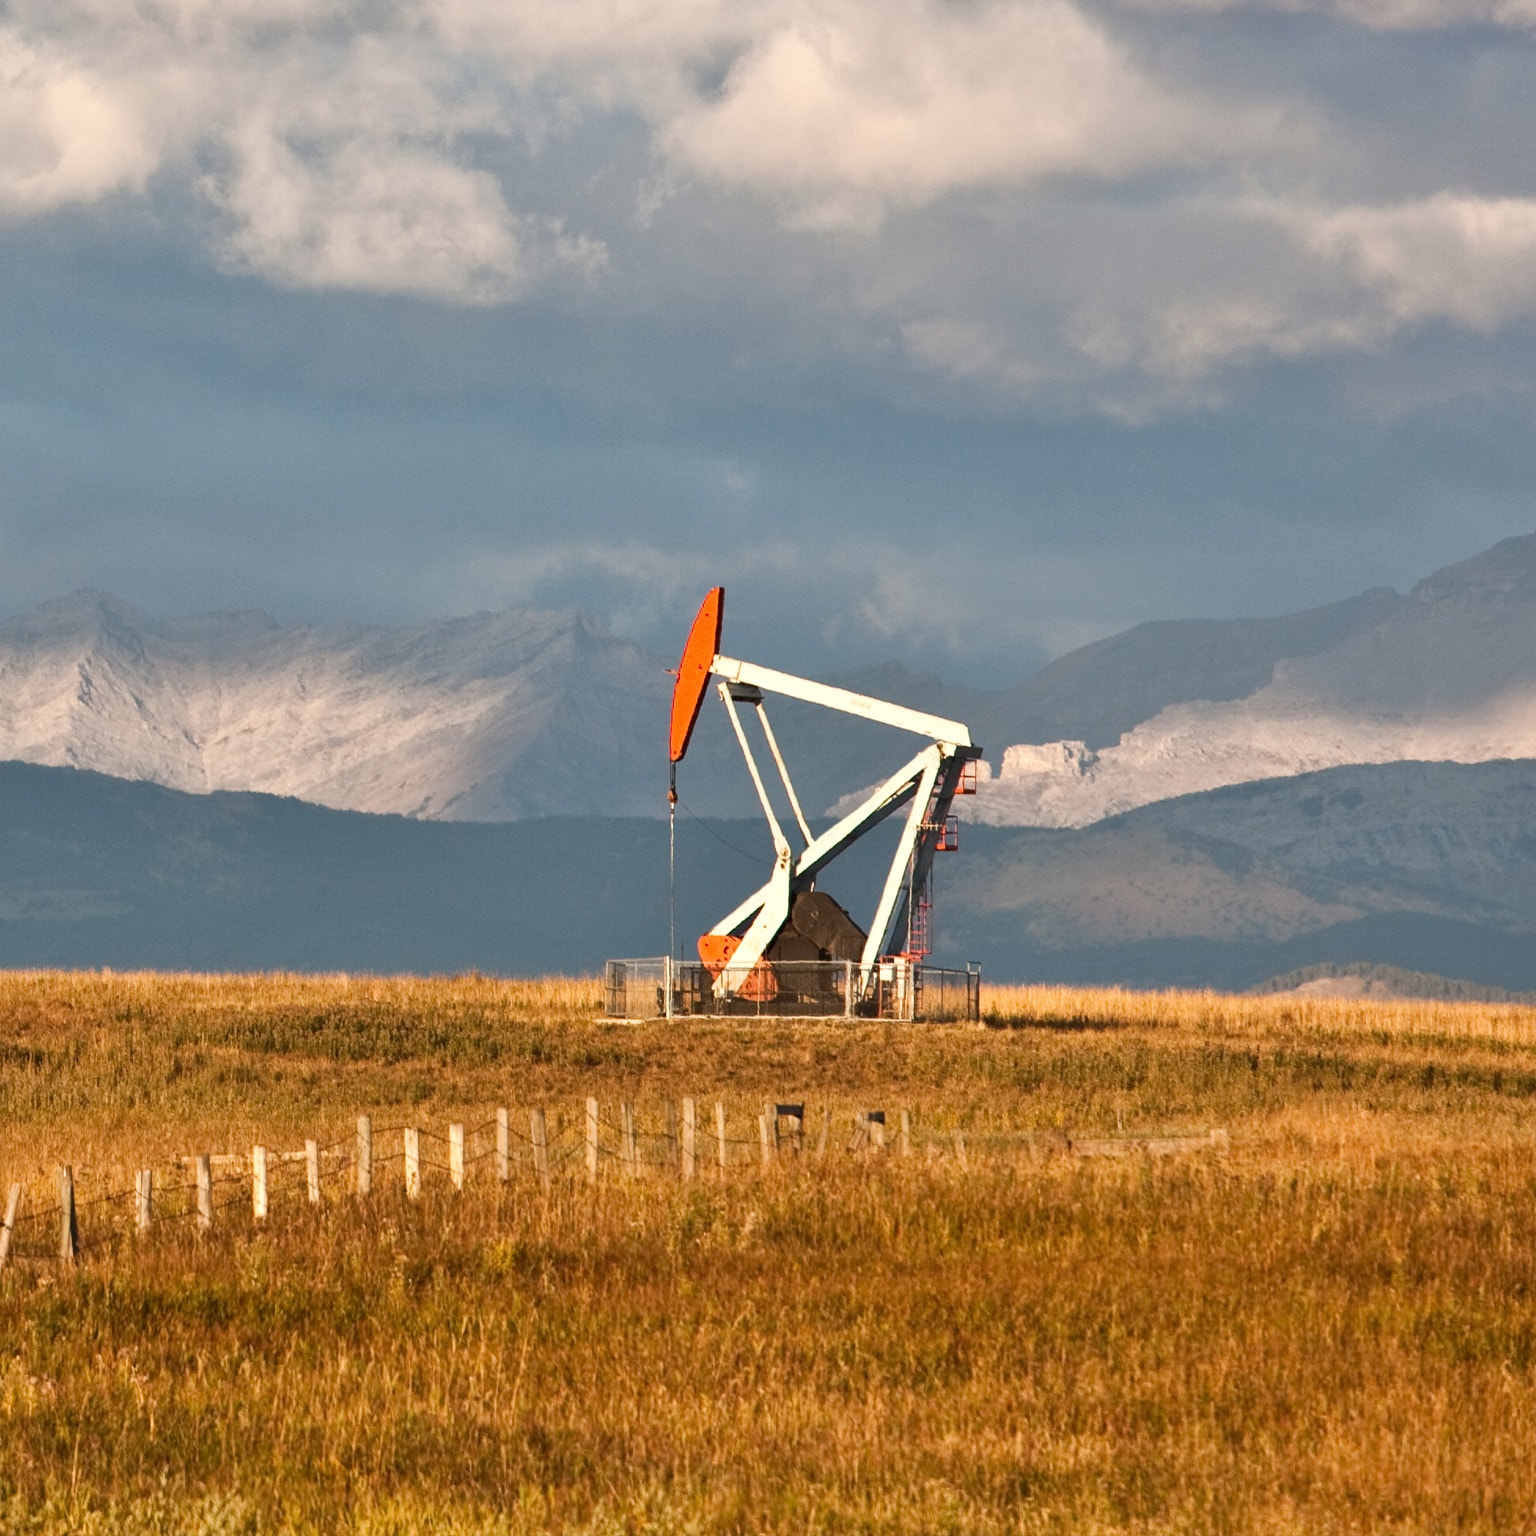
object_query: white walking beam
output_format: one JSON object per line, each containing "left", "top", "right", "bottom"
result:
{"left": 712, "top": 657, "right": 972, "bottom": 747}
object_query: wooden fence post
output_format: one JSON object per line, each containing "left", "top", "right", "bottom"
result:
{"left": 682, "top": 1098, "right": 697, "bottom": 1181}
{"left": 135, "top": 1169, "right": 153, "bottom": 1234}
{"left": 404, "top": 1128, "right": 421, "bottom": 1200}
{"left": 496, "top": 1108, "right": 510, "bottom": 1184}
{"left": 621, "top": 1102, "right": 637, "bottom": 1176}
{"left": 585, "top": 1098, "right": 599, "bottom": 1184}
{"left": 869, "top": 1112, "right": 886, "bottom": 1152}
{"left": 450, "top": 1124, "right": 465, "bottom": 1191}
{"left": 776, "top": 1103, "right": 804, "bottom": 1154}
{"left": 195, "top": 1155, "right": 212, "bottom": 1231}
{"left": 357, "top": 1116, "right": 372, "bottom": 1197}
{"left": 58, "top": 1166, "right": 79, "bottom": 1259}
{"left": 663, "top": 1098, "right": 678, "bottom": 1170}
{"left": 716, "top": 1101, "right": 727, "bottom": 1172}
{"left": 954, "top": 1130, "right": 967, "bottom": 1168}
{"left": 817, "top": 1107, "right": 830, "bottom": 1159}
{"left": 759, "top": 1108, "right": 773, "bottom": 1167}
{"left": 252, "top": 1147, "right": 268, "bottom": 1222}
{"left": 305, "top": 1140, "right": 321, "bottom": 1205}
{"left": 531, "top": 1110, "right": 550, "bottom": 1193}
{"left": 0, "top": 1182, "right": 21, "bottom": 1271}
{"left": 899, "top": 1110, "right": 912, "bottom": 1158}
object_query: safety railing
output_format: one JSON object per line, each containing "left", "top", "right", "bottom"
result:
{"left": 603, "top": 958, "right": 980, "bottom": 1021}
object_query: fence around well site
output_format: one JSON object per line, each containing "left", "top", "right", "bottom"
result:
{"left": 603, "top": 958, "right": 981, "bottom": 1022}
{"left": 0, "top": 1102, "right": 1229, "bottom": 1271}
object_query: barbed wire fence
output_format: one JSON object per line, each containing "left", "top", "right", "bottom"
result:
{"left": 0, "top": 1103, "right": 1228, "bottom": 1270}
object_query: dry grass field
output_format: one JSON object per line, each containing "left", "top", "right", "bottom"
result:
{"left": 3, "top": 972, "right": 1536, "bottom": 1533}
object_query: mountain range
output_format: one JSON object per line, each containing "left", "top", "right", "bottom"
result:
{"left": 0, "top": 756, "right": 1530, "bottom": 990}
{"left": 5, "top": 535, "right": 1536, "bottom": 832}
{"left": 1, "top": 532, "right": 1535, "bottom": 987}
{"left": 968, "top": 536, "right": 1536, "bottom": 827}
{"left": 0, "top": 592, "right": 664, "bottom": 819}
{"left": 942, "top": 758, "right": 1536, "bottom": 988}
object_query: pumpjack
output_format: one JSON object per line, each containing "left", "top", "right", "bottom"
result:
{"left": 668, "top": 587, "right": 981, "bottom": 1009}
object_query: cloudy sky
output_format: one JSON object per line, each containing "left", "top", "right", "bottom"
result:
{"left": 2, "top": 0, "right": 1535, "bottom": 682}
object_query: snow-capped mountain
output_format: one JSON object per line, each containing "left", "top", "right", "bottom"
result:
{"left": 0, "top": 592, "right": 670, "bottom": 819}
{"left": 0, "top": 589, "right": 993, "bottom": 821}
{"left": 6, "top": 530, "right": 1536, "bottom": 827}
{"left": 965, "top": 532, "right": 1536, "bottom": 827}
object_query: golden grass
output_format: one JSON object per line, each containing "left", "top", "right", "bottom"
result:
{"left": 985, "top": 979, "right": 1536, "bottom": 1047}
{"left": 3, "top": 972, "right": 1536, "bottom": 1533}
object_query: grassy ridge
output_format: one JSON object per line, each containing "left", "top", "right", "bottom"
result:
{"left": 3, "top": 975, "right": 1536, "bottom": 1532}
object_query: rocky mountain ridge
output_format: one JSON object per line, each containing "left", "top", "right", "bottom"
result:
{"left": 953, "top": 758, "right": 1536, "bottom": 952}
{"left": 0, "top": 591, "right": 667, "bottom": 819}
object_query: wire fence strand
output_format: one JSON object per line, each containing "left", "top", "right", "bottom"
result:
{"left": 0, "top": 1099, "right": 1059, "bottom": 1266}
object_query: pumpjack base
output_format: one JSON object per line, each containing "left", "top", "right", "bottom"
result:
{"left": 603, "top": 956, "right": 981, "bottom": 1023}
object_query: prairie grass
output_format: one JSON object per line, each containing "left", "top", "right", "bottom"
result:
{"left": 987, "top": 979, "right": 1536, "bottom": 1049}
{"left": 3, "top": 973, "right": 1536, "bottom": 1533}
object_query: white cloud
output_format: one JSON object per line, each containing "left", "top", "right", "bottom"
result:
{"left": 1119, "top": 194, "right": 1536, "bottom": 377}
{"left": 210, "top": 134, "right": 529, "bottom": 301}
{"left": 0, "top": 29, "right": 159, "bottom": 213}
{"left": 192, "top": 31, "right": 609, "bottom": 301}
{"left": 0, "top": 0, "right": 607, "bottom": 301}
{"left": 1115, "top": 0, "right": 1536, "bottom": 28}
{"left": 661, "top": 0, "right": 1240, "bottom": 226}
{"left": 1309, "top": 194, "right": 1536, "bottom": 329}
{"left": 887, "top": 192, "right": 1536, "bottom": 407}
{"left": 0, "top": 0, "right": 1295, "bottom": 286}
{"left": 0, "top": 0, "right": 1534, "bottom": 419}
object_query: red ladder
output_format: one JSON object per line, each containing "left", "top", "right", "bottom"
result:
{"left": 901, "top": 866, "right": 934, "bottom": 960}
